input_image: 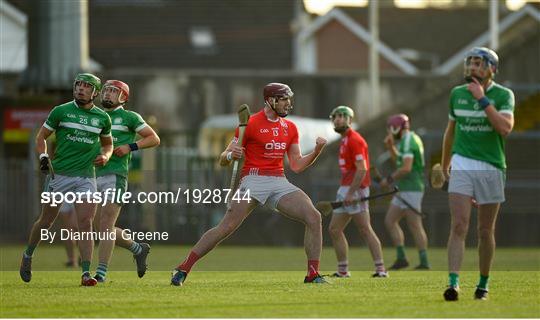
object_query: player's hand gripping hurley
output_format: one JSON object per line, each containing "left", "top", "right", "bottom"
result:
{"left": 228, "top": 104, "right": 251, "bottom": 193}
{"left": 316, "top": 187, "right": 398, "bottom": 217}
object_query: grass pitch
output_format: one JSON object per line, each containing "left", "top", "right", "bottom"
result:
{"left": 1, "top": 245, "right": 539, "bottom": 318}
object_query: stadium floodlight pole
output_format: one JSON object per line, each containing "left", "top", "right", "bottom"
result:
{"left": 369, "top": 0, "right": 380, "bottom": 116}
{"left": 490, "top": 0, "right": 499, "bottom": 50}
{"left": 228, "top": 104, "right": 251, "bottom": 193}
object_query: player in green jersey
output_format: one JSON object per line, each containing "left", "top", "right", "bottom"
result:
{"left": 93, "top": 80, "right": 160, "bottom": 282}
{"left": 380, "top": 114, "right": 430, "bottom": 270}
{"left": 20, "top": 73, "right": 113, "bottom": 286}
{"left": 441, "top": 48, "right": 515, "bottom": 301}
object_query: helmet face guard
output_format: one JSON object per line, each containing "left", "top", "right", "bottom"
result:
{"left": 73, "top": 73, "right": 102, "bottom": 104}
{"left": 263, "top": 83, "right": 294, "bottom": 117}
{"left": 330, "top": 106, "right": 354, "bottom": 134}
{"left": 101, "top": 80, "right": 130, "bottom": 108}
{"left": 463, "top": 47, "right": 498, "bottom": 83}
{"left": 387, "top": 114, "right": 410, "bottom": 138}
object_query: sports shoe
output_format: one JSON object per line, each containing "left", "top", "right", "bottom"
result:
{"left": 134, "top": 243, "right": 150, "bottom": 278}
{"left": 444, "top": 285, "right": 459, "bottom": 301}
{"left": 19, "top": 254, "right": 32, "bottom": 283}
{"left": 304, "top": 273, "right": 329, "bottom": 283}
{"left": 414, "top": 264, "right": 431, "bottom": 270}
{"left": 474, "top": 287, "right": 488, "bottom": 300}
{"left": 372, "top": 271, "right": 389, "bottom": 278}
{"left": 389, "top": 259, "right": 409, "bottom": 270}
{"left": 331, "top": 271, "right": 351, "bottom": 278}
{"left": 171, "top": 269, "right": 188, "bottom": 286}
{"left": 94, "top": 274, "right": 106, "bottom": 283}
{"left": 81, "top": 272, "right": 98, "bottom": 286}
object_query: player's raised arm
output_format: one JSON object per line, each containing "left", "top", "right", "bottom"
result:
{"left": 286, "top": 137, "right": 327, "bottom": 173}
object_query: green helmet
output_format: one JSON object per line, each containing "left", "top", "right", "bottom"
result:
{"left": 74, "top": 73, "right": 102, "bottom": 91}
{"left": 329, "top": 105, "right": 354, "bottom": 119}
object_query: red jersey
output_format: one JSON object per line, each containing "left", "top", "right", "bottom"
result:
{"left": 234, "top": 110, "right": 299, "bottom": 177}
{"left": 339, "top": 128, "right": 370, "bottom": 187}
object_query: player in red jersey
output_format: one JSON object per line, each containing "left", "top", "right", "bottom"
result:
{"left": 327, "top": 106, "right": 388, "bottom": 278}
{"left": 171, "top": 83, "right": 328, "bottom": 285}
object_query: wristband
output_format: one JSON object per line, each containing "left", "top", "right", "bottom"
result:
{"left": 477, "top": 96, "right": 490, "bottom": 110}
{"left": 226, "top": 151, "right": 233, "bottom": 161}
{"left": 39, "top": 153, "right": 49, "bottom": 160}
{"left": 129, "top": 143, "right": 139, "bottom": 151}
{"left": 386, "top": 174, "right": 394, "bottom": 184}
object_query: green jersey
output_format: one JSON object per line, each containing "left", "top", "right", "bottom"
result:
{"left": 396, "top": 131, "right": 425, "bottom": 192}
{"left": 44, "top": 100, "right": 112, "bottom": 177}
{"left": 96, "top": 106, "right": 147, "bottom": 177}
{"left": 449, "top": 82, "right": 514, "bottom": 170}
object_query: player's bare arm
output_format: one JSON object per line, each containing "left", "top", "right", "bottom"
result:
{"left": 441, "top": 120, "right": 455, "bottom": 179}
{"left": 35, "top": 126, "right": 53, "bottom": 155}
{"left": 286, "top": 137, "right": 327, "bottom": 173}
{"left": 95, "top": 136, "right": 113, "bottom": 166}
{"left": 35, "top": 127, "right": 54, "bottom": 173}
{"left": 219, "top": 140, "right": 244, "bottom": 167}
{"left": 113, "top": 126, "right": 161, "bottom": 157}
{"left": 344, "top": 159, "right": 367, "bottom": 206}
{"left": 467, "top": 77, "right": 513, "bottom": 136}
{"left": 380, "top": 157, "right": 413, "bottom": 188}
{"left": 384, "top": 132, "right": 398, "bottom": 162}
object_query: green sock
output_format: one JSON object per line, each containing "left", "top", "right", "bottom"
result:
{"left": 419, "top": 249, "right": 429, "bottom": 266}
{"left": 477, "top": 274, "right": 489, "bottom": 290}
{"left": 396, "top": 245, "right": 406, "bottom": 260}
{"left": 449, "top": 273, "right": 459, "bottom": 287}
{"left": 81, "top": 261, "right": 91, "bottom": 273}
{"left": 96, "top": 263, "right": 108, "bottom": 279}
{"left": 24, "top": 245, "right": 36, "bottom": 257}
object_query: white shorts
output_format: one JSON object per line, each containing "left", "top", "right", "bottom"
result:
{"left": 333, "top": 186, "right": 369, "bottom": 215}
{"left": 238, "top": 175, "right": 300, "bottom": 210}
{"left": 391, "top": 192, "right": 423, "bottom": 212}
{"left": 45, "top": 174, "right": 97, "bottom": 201}
{"left": 448, "top": 154, "right": 505, "bottom": 204}
{"left": 59, "top": 202, "right": 75, "bottom": 214}
{"left": 96, "top": 174, "right": 128, "bottom": 204}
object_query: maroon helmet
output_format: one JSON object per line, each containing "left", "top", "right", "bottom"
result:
{"left": 263, "top": 83, "right": 293, "bottom": 100}
{"left": 387, "top": 113, "right": 410, "bottom": 136}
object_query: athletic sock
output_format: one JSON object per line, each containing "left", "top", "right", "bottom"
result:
{"left": 337, "top": 260, "right": 348, "bottom": 275}
{"left": 96, "top": 263, "right": 108, "bottom": 279}
{"left": 129, "top": 242, "right": 142, "bottom": 255}
{"left": 81, "top": 260, "right": 91, "bottom": 273}
{"left": 449, "top": 272, "right": 459, "bottom": 287}
{"left": 24, "top": 245, "right": 36, "bottom": 257}
{"left": 374, "top": 259, "right": 386, "bottom": 273}
{"left": 307, "top": 260, "right": 320, "bottom": 278}
{"left": 396, "top": 245, "right": 406, "bottom": 260}
{"left": 177, "top": 251, "right": 200, "bottom": 273}
{"left": 477, "top": 274, "right": 489, "bottom": 290}
{"left": 419, "top": 249, "right": 429, "bottom": 266}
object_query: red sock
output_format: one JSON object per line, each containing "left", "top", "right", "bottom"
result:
{"left": 307, "top": 260, "right": 320, "bottom": 277}
{"left": 177, "top": 251, "right": 200, "bottom": 273}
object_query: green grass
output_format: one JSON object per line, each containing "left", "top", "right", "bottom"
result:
{"left": 1, "top": 245, "right": 539, "bottom": 317}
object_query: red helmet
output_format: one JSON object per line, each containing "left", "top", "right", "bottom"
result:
{"left": 263, "top": 82, "right": 293, "bottom": 100}
{"left": 387, "top": 113, "right": 410, "bottom": 135}
{"left": 103, "top": 80, "right": 130, "bottom": 103}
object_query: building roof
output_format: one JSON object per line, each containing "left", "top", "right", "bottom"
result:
{"left": 339, "top": 5, "right": 502, "bottom": 70}
{"left": 88, "top": 0, "right": 299, "bottom": 70}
